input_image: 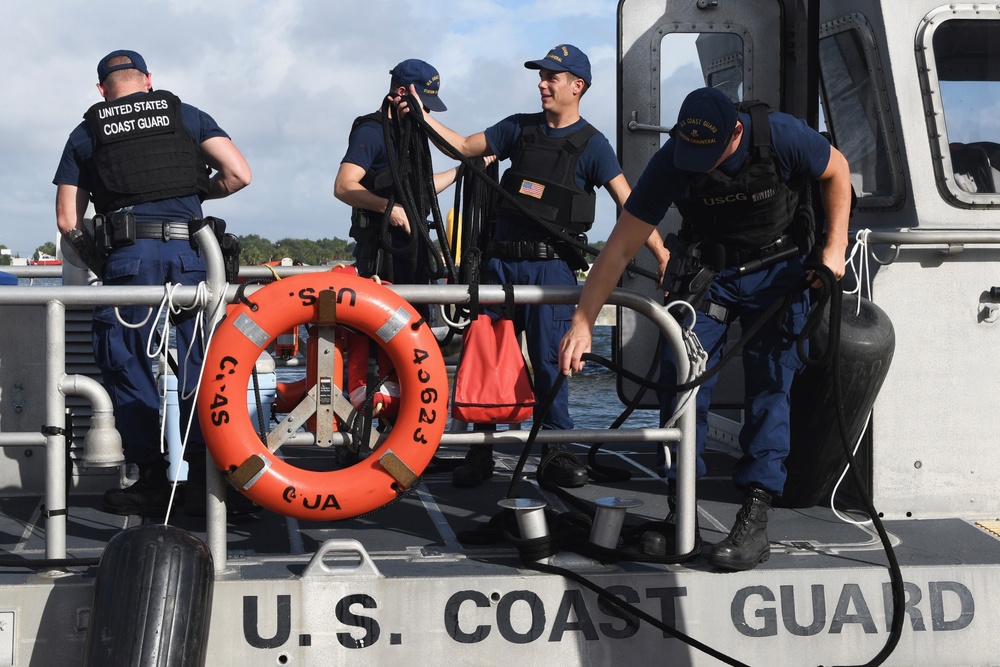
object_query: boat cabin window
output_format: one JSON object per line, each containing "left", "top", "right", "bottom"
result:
{"left": 920, "top": 13, "right": 1000, "bottom": 206}
{"left": 658, "top": 32, "right": 746, "bottom": 141}
{"left": 817, "top": 15, "right": 902, "bottom": 210}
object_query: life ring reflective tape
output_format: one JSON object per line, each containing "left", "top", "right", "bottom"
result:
{"left": 197, "top": 272, "right": 447, "bottom": 521}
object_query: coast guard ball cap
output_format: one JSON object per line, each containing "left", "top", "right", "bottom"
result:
{"left": 390, "top": 59, "right": 447, "bottom": 112}
{"left": 97, "top": 50, "right": 149, "bottom": 83}
{"left": 672, "top": 87, "right": 739, "bottom": 173}
{"left": 524, "top": 44, "right": 592, "bottom": 87}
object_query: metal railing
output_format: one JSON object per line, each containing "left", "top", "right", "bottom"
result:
{"left": 0, "top": 247, "right": 700, "bottom": 571}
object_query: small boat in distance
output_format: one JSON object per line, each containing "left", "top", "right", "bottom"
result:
{"left": 28, "top": 252, "right": 61, "bottom": 266}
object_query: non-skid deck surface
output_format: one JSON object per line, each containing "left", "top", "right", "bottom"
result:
{"left": 3, "top": 443, "right": 999, "bottom": 582}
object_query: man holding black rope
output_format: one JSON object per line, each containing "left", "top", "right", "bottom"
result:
{"left": 559, "top": 86, "right": 851, "bottom": 570}
{"left": 397, "top": 44, "right": 668, "bottom": 489}
{"left": 335, "top": 58, "right": 458, "bottom": 287}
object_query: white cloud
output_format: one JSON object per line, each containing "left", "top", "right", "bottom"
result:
{"left": 0, "top": 0, "right": 624, "bottom": 257}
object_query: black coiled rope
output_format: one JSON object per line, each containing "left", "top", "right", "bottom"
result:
{"left": 377, "top": 99, "right": 457, "bottom": 283}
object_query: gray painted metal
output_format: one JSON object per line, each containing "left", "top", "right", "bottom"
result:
{"left": 2, "top": 533, "right": 999, "bottom": 666}
{"left": 616, "top": 0, "right": 788, "bottom": 409}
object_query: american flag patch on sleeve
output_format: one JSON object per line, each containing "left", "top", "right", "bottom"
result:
{"left": 519, "top": 180, "right": 545, "bottom": 199}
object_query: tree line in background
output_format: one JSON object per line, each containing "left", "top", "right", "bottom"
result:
{"left": 3, "top": 236, "right": 357, "bottom": 267}
{"left": 12, "top": 235, "right": 605, "bottom": 267}
{"left": 236, "top": 235, "right": 355, "bottom": 265}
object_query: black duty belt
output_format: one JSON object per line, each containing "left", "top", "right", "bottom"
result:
{"left": 488, "top": 240, "right": 560, "bottom": 261}
{"left": 135, "top": 221, "right": 191, "bottom": 241}
{"left": 710, "top": 234, "right": 794, "bottom": 268}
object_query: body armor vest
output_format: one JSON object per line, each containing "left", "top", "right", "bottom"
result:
{"left": 83, "top": 90, "right": 210, "bottom": 214}
{"left": 495, "top": 121, "right": 598, "bottom": 235}
{"left": 675, "top": 102, "right": 802, "bottom": 248}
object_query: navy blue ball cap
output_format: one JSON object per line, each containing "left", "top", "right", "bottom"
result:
{"left": 390, "top": 59, "right": 447, "bottom": 112}
{"left": 97, "top": 50, "right": 149, "bottom": 83}
{"left": 524, "top": 44, "right": 592, "bottom": 87}
{"left": 672, "top": 87, "right": 739, "bottom": 173}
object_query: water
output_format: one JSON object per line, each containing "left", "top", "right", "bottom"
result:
{"left": 274, "top": 326, "right": 661, "bottom": 431}
{"left": 566, "top": 327, "right": 660, "bottom": 429}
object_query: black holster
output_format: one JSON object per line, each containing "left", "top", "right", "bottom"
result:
{"left": 662, "top": 234, "right": 718, "bottom": 314}
{"left": 188, "top": 217, "right": 239, "bottom": 282}
{"left": 350, "top": 209, "right": 389, "bottom": 278}
{"left": 94, "top": 212, "right": 136, "bottom": 258}
{"left": 555, "top": 232, "right": 590, "bottom": 272}
{"left": 63, "top": 227, "right": 105, "bottom": 275}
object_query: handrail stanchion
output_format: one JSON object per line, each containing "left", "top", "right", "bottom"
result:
{"left": 196, "top": 225, "right": 231, "bottom": 574}
{"left": 44, "top": 300, "right": 68, "bottom": 562}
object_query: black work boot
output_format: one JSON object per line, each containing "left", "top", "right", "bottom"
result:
{"left": 538, "top": 444, "right": 588, "bottom": 488}
{"left": 710, "top": 486, "right": 773, "bottom": 571}
{"left": 183, "top": 451, "right": 259, "bottom": 517}
{"left": 452, "top": 445, "right": 494, "bottom": 488}
{"left": 102, "top": 460, "right": 172, "bottom": 516}
{"left": 640, "top": 482, "right": 701, "bottom": 556}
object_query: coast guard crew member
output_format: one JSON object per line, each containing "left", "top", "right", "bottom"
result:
{"left": 559, "top": 86, "right": 852, "bottom": 570}
{"left": 53, "top": 50, "right": 252, "bottom": 517}
{"left": 334, "top": 58, "right": 458, "bottom": 285}
{"left": 398, "top": 44, "right": 668, "bottom": 489}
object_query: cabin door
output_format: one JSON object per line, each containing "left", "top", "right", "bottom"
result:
{"left": 616, "top": 0, "right": 785, "bottom": 443}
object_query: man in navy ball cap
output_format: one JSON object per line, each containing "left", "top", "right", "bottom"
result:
{"left": 394, "top": 45, "right": 670, "bottom": 490}
{"left": 96, "top": 49, "right": 149, "bottom": 83}
{"left": 560, "top": 86, "right": 853, "bottom": 571}
{"left": 389, "top": 59, "right": 447, "bottom": 112}
{"left": 523, "top": 43, "right": 592, "bottom": 88}
{"left": 53, "top": 49, "right": 252, "bottom": 517}
{"left": 335, "top": 58, "right": 456, "bottom": 281}
{"left": 334, "top": 57, "right": 460, "bottom": 427}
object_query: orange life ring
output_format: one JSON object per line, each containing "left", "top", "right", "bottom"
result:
{"left": 197, "top": 272, "right": 448, "bottom": 520}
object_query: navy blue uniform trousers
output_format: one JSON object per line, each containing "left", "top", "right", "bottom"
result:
{"left": 92, "top": 239, "right": 207, "bottom": 465}
{"left": 658, "top": 256, "right": 808, "bottom": 495}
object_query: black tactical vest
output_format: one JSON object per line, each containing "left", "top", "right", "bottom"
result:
{"left": 675, "top": 102, "right": 801, "bottom": 248}
{"left": 83, "top": 90, "right": 210, "bottom": 214}
{"left": 495, "top": 121, "right": 598, "bottom": 235}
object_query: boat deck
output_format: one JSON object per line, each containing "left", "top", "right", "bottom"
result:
{"left": 3, "top": 442, "right": 997, "bottom": 578}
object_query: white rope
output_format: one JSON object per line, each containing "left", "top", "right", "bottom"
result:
{"left": 843, "top": 228, "right": 873, "bottom": 316}
{"left": 659, "top": 302, "right": 704, "bottom": 431}
{"left": 159, "top": 280, "right": 226, "bottom": 523}
{"left": 828, "top": 410, "right": 874, "bottom": 526}
{"left": 114, "top": 305, "right": 154, "bottom": 329}
{"left": 144, "top": 282, "right": 180, "bottom": 362}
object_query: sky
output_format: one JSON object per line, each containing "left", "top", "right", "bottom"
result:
{"left": 0, "top": 0, "right": 627, "bottom": 259}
